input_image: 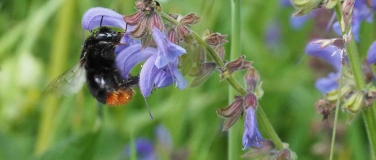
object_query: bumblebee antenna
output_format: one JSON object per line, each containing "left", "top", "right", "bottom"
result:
{"left": 100, "top": 16, "right": 104, "bottom": 27}
{"left": 143, "top": 97, "right": 154, "bottom": 119}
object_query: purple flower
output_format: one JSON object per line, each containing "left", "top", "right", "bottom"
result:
{"left": 123, "top": 125, "right": 175, "bottom": 160}
{"left": 82, "top": 7, "right": 126, "bottom": 30}
{"left": 242, "top": 107, "right": 263, "bottom": 150}
{"left": 116, "top": 27, "right": 187, "bottom": 97}
{"left": 367, "top": 41, "right": 376, "bottom": 64}
{"left": 124, "top": 138, "right": 156, "bottom": 160}
{"left": 152, "top": 27, "right": 186, "bottom": 68}
{"left": 332, "top": 0, "right": 374, "bottom": 42}
{"left": 305, "top": 42, "right": 342, "bottom": 94}
{"left": 265, "top": 23, "right": 281, "bottom": 48}
{"left": 82, "top": 8, "right": 188, "bottom": 98}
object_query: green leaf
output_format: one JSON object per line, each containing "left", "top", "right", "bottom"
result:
{"left": 34, "top": 130, "right": 100, "bottom": 160}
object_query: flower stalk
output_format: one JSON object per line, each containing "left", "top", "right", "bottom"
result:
{"left": 329, "top": 66, "right": 344, "bottom": 160}
{"left": 160, "top": 10, "right": 284, "bottom": 151}
{"left": 334, "top": 3, "right": 376, "bottom": 157}
{"left": 229, "top": 0, "right": 242, "bottom": 159}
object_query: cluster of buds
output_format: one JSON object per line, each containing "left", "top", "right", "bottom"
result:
{"left": 315, "top": 66, "right": 376, "bottom": 123}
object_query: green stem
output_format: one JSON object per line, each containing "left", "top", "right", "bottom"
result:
{"left": 334, "top": 4, "right": 376, "bottom": 157}
{"left": 229, "top": 0, "right": 241, "bottom": 159}
{"left": 160, "top": 11, "right": 284, "bottom": 150}
{"left": 329, "top": 66, "right": 344, "bottom": 160}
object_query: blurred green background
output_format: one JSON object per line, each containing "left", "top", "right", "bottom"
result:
{"left": 0, "top": 0, "right": 371, "bottom": 159}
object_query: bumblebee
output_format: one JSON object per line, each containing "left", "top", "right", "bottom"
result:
{"left": 47, "top": 26, "right": 138, "bottom": 106}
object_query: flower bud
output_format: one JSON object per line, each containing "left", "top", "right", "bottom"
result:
{"left": 244, "top": 68, "right": 259, "bottom": 91}
{"left": 291, "top": 0, "right": 323, "bottom": 16}
{"left": 167, "top": 28, "right": 178, "bottom": 44}
{"left": 325, "top": 85, "right": 353, "bottom": 102}
{"left": 215, "top": 45, "right": 225, "bottom": 60}
{"left": 244, "top": 92, "right": 258, "bottom": 109}
{"left": 277, "top": 149, "right": 292, "bottom": 160}
{"left": 365, "top": 91, "right": 376, "bottom": 107}
{"left": 343, "top": 91, "right": 365, "bottom": 113}
{"left": 180, "top": 13, "right": 201, "bottom": 25}
{"left": 315, "top": 99, "right": 335, "bottom": 120}
{"left": 176, "top": 25, "right": 191, "bottom": 40}
{"left": 217, "top": 96, "right": 244, "bottom": 131}
{"left": 204, "top": 32, "right": 228, "bottom": 46}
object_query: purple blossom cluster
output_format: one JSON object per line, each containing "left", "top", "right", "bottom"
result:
{"left": 82, "top": 7, "right": 187, "bottom": 98}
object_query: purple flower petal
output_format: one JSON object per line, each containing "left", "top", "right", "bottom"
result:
{"left": 305, "top": 42, "right": 341, "bottom": 71}
{"left": 172, "top": 67, "right": 188, "bottom": 90}
{"left": 115, "top": 34, "right": 141, "bottom": 53}
{"left": 140, "top": 55, "right": 161, "bottom": 97}
{"left": 155, "top": 50, "right": 169, "bottom": 68}
{"left": 152, "top": 27, "right": 186, "bottom": 68}
{"left": 242, "top": 107, "right": 263, "bottom": 150}
{"left": 166, "top": 42, "right": 186, "bottom": 60}
{"left": 315, "top": 72, "right": 339, "bottom": 94}
{"left": 82, "top": 7, "right": 126, "bottom": 30}
{"left": 116, "top": 44, "right": 155, "bottom": 78}
{"left": 265, "top": 23, "right": 281, "bottom": 47}
{"left": 367, "top": 41, "right": 376, "bottom": 64}
{"left": 124, "top": 138, "right": 156, "bottom": 160}
{"left": 152, "top": 27, "right": 167, "bottom": 54}
{"left": 155, "top": 125, "right": 173, "bottom": 151}
{"left": 154, "top": 70, "right": 173, "bottom": 88}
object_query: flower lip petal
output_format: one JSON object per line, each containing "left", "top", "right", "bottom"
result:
{"left": 152, "top": 27, "right": 187, "bottom": 69}
{"left": 82, "top": 7, "right": 126, "bottom": 30}
{"left": 140, "top": 55, "right": 161, "bottom": 97}
{"left": 172, "top": 67, "right": 188, "bottom": 90}
{"left": 152, "top": 27, "right": 167, "bottom": 53}
{"left": 116, "top": 44, "right": 155, "bottom": 78}
{"left": 166, "top": 42, "right": 186, "bottom": 61}
{"left": 315, "top": 72, "right": 339, "bottom": 94}
{"left": 242, "top": 107, "right": 263, "bottom": 150}
{"left": 367, "top": 41, "right": 376, "bottom": 64}
{"left": 305, "top": 41, "right": 341, "bottom": 71}
{"left": 154, "top": 71, "right": 173, "bottom": 88}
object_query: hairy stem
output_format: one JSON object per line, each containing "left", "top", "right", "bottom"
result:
{"left": 334, "top": 4, "right": 376, "bottom": 157}
{"left": 160, "top": 11, "right": 284, "bottom": 150}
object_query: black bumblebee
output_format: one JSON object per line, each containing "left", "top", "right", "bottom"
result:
{"left": 47, "top": 25, "right": 139, "bottom": 106}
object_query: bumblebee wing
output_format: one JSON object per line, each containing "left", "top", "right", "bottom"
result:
{"left": 45, "top": 59, "right": 86, "bottom": 96}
